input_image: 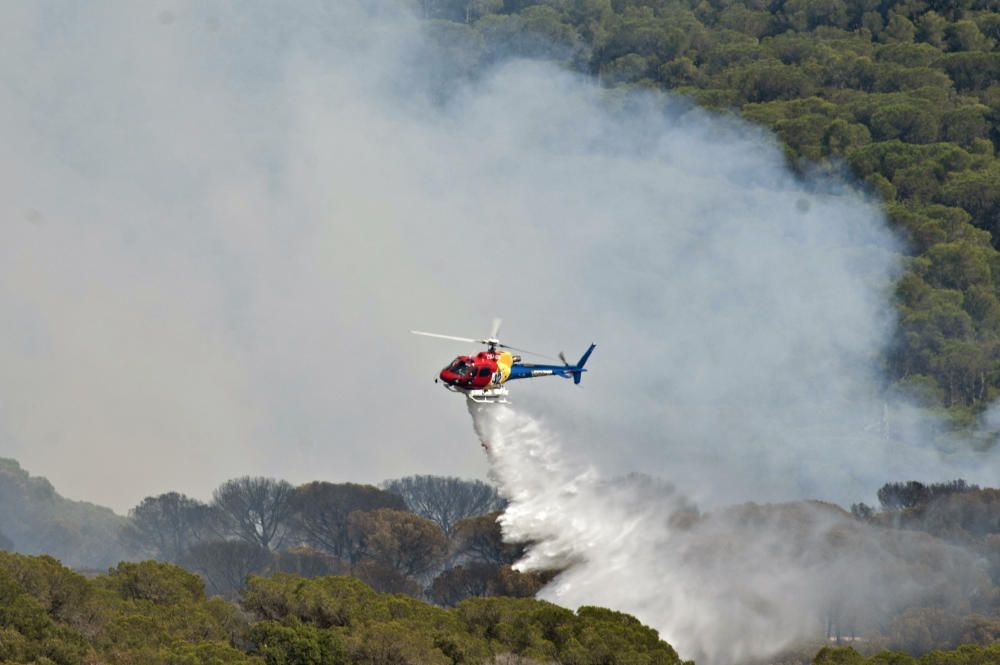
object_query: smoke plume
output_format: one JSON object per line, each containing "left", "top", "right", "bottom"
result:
{"left": 5, "top": 1, "right": 995, "bottom": 512}
{"left": 472, "top": 403, "right": 989, "bottom": 664}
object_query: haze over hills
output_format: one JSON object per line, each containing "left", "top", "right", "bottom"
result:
{"left": 5, "top": 0, "right": 1000, "bottom": 664}
{"left": 4, "top": 450, "right": 1000, "bottom": 663}
{"left": 0, "top": 458, "right": 124, "bottom": 569}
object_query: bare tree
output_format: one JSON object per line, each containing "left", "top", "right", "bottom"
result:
{"left": 212, "top": 477, "right": 294, "bottom": 550}
{"left": 120, "top": 492, "right": 217, "bottom": 562}
{"left": 183, "top": 540, "right": 272, "bottom": 598}
{"left": 288, "top": 482, "right": 406, "bottom": 560}
{"left": 272, "top": 547, "right": 347, "bottom": 578}
{"left": 381, "top": 476, "right": 505, "bottom": 535}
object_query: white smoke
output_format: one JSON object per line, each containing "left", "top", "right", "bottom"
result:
{"left": 3, "top": 1, "right": 997, "bottom": 511}
{"left": 472, "top": 403, "right": 988, "bottom": 665}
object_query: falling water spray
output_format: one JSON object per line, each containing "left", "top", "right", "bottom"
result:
{"left": 469, "top": 402, "right": 988, "bottom": 665}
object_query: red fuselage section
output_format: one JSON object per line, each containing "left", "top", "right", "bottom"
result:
{"left": 439, "top": 352, "right": 500, "bottom": 389}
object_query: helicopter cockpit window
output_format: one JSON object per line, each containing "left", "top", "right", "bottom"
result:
{"left": 478, "top": 367, "right": 491, "bottom": 378}
{"left": 450, "top": 361, "right": 471, "bottom": 377}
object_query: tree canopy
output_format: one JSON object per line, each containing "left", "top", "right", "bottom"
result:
{"left": 382, "top": 475, "right": 507, "bottom": 535}
{"left": 413, "top": 0, "right": 1000, "bottom": 419}
{"left": 4, "top": 548, "right": 1000, "bottom": 665}
{"left": 0, "top": 551, "right": 691, "bottom": 665}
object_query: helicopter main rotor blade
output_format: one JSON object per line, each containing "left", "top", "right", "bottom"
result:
{"left": 497, "top": 343, "right": 562, "bottom": 362}
{"left": 412, "top": 328, "right": 562, "bottom": 361}
{"left": 489, "top": 317, "right": 503, "bottom": 340}
{"left": 411, "top": 330, "right": 482, "bottom": 344}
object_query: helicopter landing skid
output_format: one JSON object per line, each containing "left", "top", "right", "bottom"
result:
{"left": 445, "top": 384, "right": 510, "bottom": 404}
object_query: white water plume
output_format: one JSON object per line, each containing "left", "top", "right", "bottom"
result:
{"left": 470, "top": 403, "right": 990, "bottom": 665}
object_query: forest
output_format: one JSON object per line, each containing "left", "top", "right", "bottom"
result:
{"left": 7, "top": 456, "right": 1000, "bottom": 662}
{"left": 413, "top": 0, "right": 1000, "bottom": 422}
{"left": 0, "top": 551, "right": 691, "bottom": 665}
{"left": 5, "top": 473, "right": 1000, "bottom": 664}
{"left": 0, "top": 549, "right": 997, "bottom": 665}
{"left": 0, "top": 458, "right": 543, "bottom": 603}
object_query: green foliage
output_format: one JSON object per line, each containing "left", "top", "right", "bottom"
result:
{"left": 241, "top": 574, "right": 380, "bottom": 627}
{"left": 458, "top": 597, "right": 685, "bottom": 664}
{"left": 814, "top": 646, "right": 867, "bottom": 664}
{"left": 414, "top": 0, "right": 1000, "bottom": 416}
{"left": 940, "top": 165, "right": 1000, "bottom": 237}
{"left": 0, "top": 552, "right": 257, "bottom": 665}
{"left": 917, "top": 644, "right": 1000, "bottom": 664}
{"left": 100, "top": 560, "right": 206, "bottom": 605}
{"left": 869, "top": 652, "right": 916, "bottom": 665}
{"left": 248, "top": 619, "right": 346, "bottom": 665}
{"left": 93, "top": 562, "right": 252, "bottom": 663}
{"left": 239, "top": 575, "right": 685, "bottom": 665}
{"left": 10, "top": 550, "right": 1000, "bottom": 665}
{"left": 572, "top": 606, "right": 682, "bottom": 665}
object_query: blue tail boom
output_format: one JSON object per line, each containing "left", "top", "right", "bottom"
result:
{"left": 506, "top": 343, "right": 596, "bottom": 384}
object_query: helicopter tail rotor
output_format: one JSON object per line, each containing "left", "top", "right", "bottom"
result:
{"left": 489, "top": 317, "right": 503, "bottom": 341}
{"left": 570, "top": 344, "right": 597, "bottom": 384}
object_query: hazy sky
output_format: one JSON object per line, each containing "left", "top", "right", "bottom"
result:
{"left": 2, "top": 1, "right": 996, "bottom": 513}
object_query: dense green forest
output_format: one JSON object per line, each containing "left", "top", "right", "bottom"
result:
{"left": 811, "top": 644, "right": 1000, "bottom": 663}
{"left": 416, "top": 0, "right": 1000, "bottom": 421}
{"left": 0, "top": 552, "right": 691, "bottom": 665}
{"left": 9, "top": 550, "right": 1000, "bottom": 665}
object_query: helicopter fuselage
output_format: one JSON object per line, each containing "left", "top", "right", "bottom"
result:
{"left": 412, "top": 325, "right": 594, "bottom": 403}
{"left": 438, "top": 351, "right": 514, "bottom": 390}
{"left": 437, "top": 345, "right": 595, "bottom": 393}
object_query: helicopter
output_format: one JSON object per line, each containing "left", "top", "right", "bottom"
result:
{"left": 411, "top": 319, "right": 595, "bottom": 403}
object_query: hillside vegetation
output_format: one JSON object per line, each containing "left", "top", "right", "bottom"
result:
{"left": 419, "top": 0, "right": 1000, "bottom": 420}
{"left": 812, "top": 644, "right": 1000, "bottom": 663}
{"left": 0, "top": 458, "right": 125, "bottom": 569}
{"left": 8, "top": 461, "right": 1000, "bottom": 657}
{"left": 0, "top": 552, "right": 689, "bottom": 665}
{"left": 0, "top": 465, "right": 548, "bottom": 603}
{"left": 6, "top": 551, "right": 1000, "bottom": 665}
